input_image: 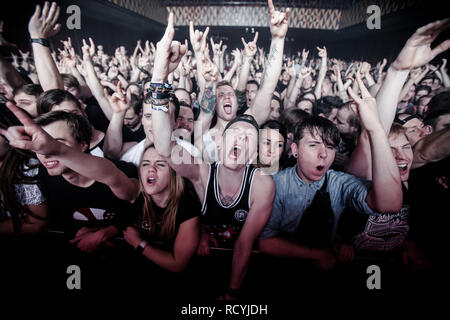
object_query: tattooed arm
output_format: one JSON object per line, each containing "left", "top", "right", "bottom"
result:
{"left": 245, "top": 0, "right": 290, "bottom": 125}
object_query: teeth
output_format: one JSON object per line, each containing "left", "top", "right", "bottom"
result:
{"left": 398, "top": 165, "right": 407, "bottom": 169}
{"left": 147, "top": 178, "right": 156, "bottom": 183}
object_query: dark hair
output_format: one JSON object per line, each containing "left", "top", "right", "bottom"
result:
{"left": 61, "top": 73, "right": 81, "bottom": 92}
{"left": 312, "top": 96, "right": 343, "bottom": 117}
{"left": 340, "top": 101, "right": 361, "bottom": 132}
{"left": 246, "top": 80, "right": 260, "bottom": 90}
{"left": 93, "top": 63, "right": 104, "bottom": 73}
{"left": 280, "top": 108, "right": 310, "bottom": 133}
{"left": 423, "top": 108, "right": 450, "bottom": 130}
{"left": 415, "top": 85, "right": 432, "bottom": 95}
{"left": 293, "top": 116, "right": 340, "bottom": 147}
{"left": 13, "top": 84, "right": 43, "bottom": 98}
{"left": 0, "top": 104, "right": 42, "bottom": 232}
{"left": 130, "top": 94, "right": 143, "bottom": 116}
{"left": 224, "top": 114, "right": 259, "bottom": 135}
{"left": 37, "top": 89, "right": 82, "bottom": 115}
{"left": 420, "top": 75, "right": 435, "bottom": 84}
{"left": 427, "top": 92, "right": 450, "bottom": 113}
{"left": 34, "top": 111, "right": 92, "bottom": 146}
{"left": 261, "top": 120, "right": 287, "bottom": 143}
{"left": 216, "top": 80, "right": 233, "bottom": 91}
{"left": 300, "top": 92, "right": 316, "bottom": 102}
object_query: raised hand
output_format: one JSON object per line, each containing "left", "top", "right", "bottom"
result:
{"left": 302, "top": 48, "right": 309, "bottom": 61}
{"left": 201, "top": 54, "right": 219, "bottom": 82}
{"left": 268, "top": 0, "right": 290, "bottom": 39}
{"left": 189, "top": 21, "right": 209, "bottom": 54}
{"left": 82, "top": 38, "right": 96, "bottom": 58}
{"left": 347, "top": 73, "right": 381, "bottom": 133}
{"left": 28, "top": 2, "right": 61, "bottom": 39}
{"left": 317, "top": 46, "right": 327, "bottom": 58}
{"left": 210, "top": 38, "right": 223, "bottom": 56}
{"left": 104, "top": 82, "right": 132, "bottom": 113}
{"left": 231, "top": 49, "right": 242, "bottom": 66}
{"left": 0, "top": 102, "right": 61, "bottom": 155}
{"left": 241, "top": 32, "right": 259, "bottom": 57}
{"left": 392, "top": 19, "right": 450, "bottom": 71}
{"left": 359, "top": 61, "right": 371, "bottom": 76}
{"left": 153, "top": 12, "right": 187, "bottom": 83}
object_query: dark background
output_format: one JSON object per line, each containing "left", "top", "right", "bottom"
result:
{"left": 1, "top": 0, "right": 449, "bottom": 64}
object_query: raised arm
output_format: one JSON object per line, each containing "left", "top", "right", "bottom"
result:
{"left": 236, "top": 32, "right": 258, "bottom": 92}
{"left": 28, "top": 2, "right": 64, "bottom": 91}
{"left": 378, "top": 19, "right": 450, "bottom": 132}
{"left": 347, "top": 19, "right": 450, "bottom": 179}
{"left": 347, "top": 75, "right": 402, "bottom": 213}
{"left": 314, "top": 46, "right": 327, "bottom": 99}
{"left": 246, "top": 0, "right": 290, "bottom": 125}
{"left": 1, "top": 102, "right": 139, "bottom": 202}
{"left": 81, "top": 38, "right": 114, "bottom": 120}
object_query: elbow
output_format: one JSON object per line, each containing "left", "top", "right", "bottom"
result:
{"left": 166, "top": 261, "right": 188, "bottom": 273}
{"left": 374, "top": 199, "right": 403, "bottom": 214}
{"left": 257, "top": 238, "right": 274, "bottom": 254}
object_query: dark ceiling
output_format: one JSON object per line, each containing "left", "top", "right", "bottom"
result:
{"left": 162, "top": 0, "right": 362, "bottom": 9}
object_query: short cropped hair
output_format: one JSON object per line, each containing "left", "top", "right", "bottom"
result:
{"left": 293, "top": 116, "right": 340, "bottom": 147}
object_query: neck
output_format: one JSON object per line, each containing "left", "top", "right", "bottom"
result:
{"left": 214, "top": 118, "right": 229, "bottom": 134}
{"left": 218, "top": 163, "right": 246, "bottom": 191}
{"left": 130, "top": 123, "right": 142, "bottom": 132}
{"left": 62, "top": 170, "right": 95, "bottom": 187}
{"left": 151, "top": 188, "right": 170, "bottom": 208}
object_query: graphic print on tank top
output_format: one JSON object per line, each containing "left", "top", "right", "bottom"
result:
{"left": 201, "top": 163, "right": 259, "bottom": 248}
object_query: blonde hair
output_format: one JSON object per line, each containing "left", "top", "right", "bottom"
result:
{"left": 139, "top": 145, "right": 184, "bottom": 243}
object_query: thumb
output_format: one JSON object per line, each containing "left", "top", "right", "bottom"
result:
{"left": 69, "top": 236, "right": 80, "bottom": 243}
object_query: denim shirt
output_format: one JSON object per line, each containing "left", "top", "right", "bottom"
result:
{"left": 259, "top": 166, "right": 377, "bottom": 240}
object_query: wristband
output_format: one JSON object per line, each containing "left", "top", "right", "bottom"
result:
{"left": 30, "top": 38, "right": 50, "bottom": 47}
{"left": 226, "top": 286, "right": 241, "bottom": 298}
{"left": 151, "top": 103, "right": 169, "bottom": 113}
{"left": 148, "top": 82, "right": 173, "bottom": 94}
{"left": 136, "top": 240, "right": 148, "bottom": 254}
{"left": 150, "top": 91, "right": 170, "bottom": 100}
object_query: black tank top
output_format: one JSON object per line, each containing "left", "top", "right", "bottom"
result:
{"left": 201, "top": 162, "right": 259, "bottom": 248}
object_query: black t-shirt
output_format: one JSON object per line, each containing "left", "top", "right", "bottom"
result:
{"left": 38, "top": 160, "right": 138, "bottom": 237}
{"left": 84, "top": 96, "right": 144, "bottom": 142}
{"left": 125, "top": 178, "right": 201, "bottom": 251}
{"left": 123, "top": 125, "right": 146, "bottom": 143}
{"left": 84, "top": 96, "right": 110, "bottom": 133}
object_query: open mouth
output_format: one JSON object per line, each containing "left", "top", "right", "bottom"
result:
{"left": 398, "top": 164, "right": 408, "bottom": 174}
{"left": 224, "top": 103, "right": 232, "bottom": 115}
{"left": 229, "top": 145, "right": 241, "bottom": 160}
{"left": 147, "top": 177, "right": 157, "bottom": 185}
{"left": 44, "top": 160, "right": 59, "bottom": 169}
{"left": 316, "top": 165, "right": 325, "bottom": 172}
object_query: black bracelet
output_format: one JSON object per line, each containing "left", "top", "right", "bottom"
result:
{"left": 226, "top": 286, "right": 241, "bottom": 298}
{"left": 30, "top": 38, "right": 50, "bottom": 47}
{"left": 136, "top": 240, "right": 148, "bottom": 254}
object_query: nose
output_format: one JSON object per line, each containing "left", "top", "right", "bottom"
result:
{"left": 318, "top": 144, "right": 327, "bottom": 159}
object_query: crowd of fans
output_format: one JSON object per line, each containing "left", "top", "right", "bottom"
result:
{"left": 0, "top": 0, "right": 449, "bottom": 299}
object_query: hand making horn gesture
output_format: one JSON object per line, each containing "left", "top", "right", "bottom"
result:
{"left": 241, "top": 32, "right": 259, "bottom": 58}
{"left": 153, "top": 12, "right": 187, "bottom": 83}
{"left": 268, "top": 0, "right": 290, "bottom": 39}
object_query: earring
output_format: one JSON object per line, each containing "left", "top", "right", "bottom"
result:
{"left": 293, "top": 153, "right": 298, "bottom": 158}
